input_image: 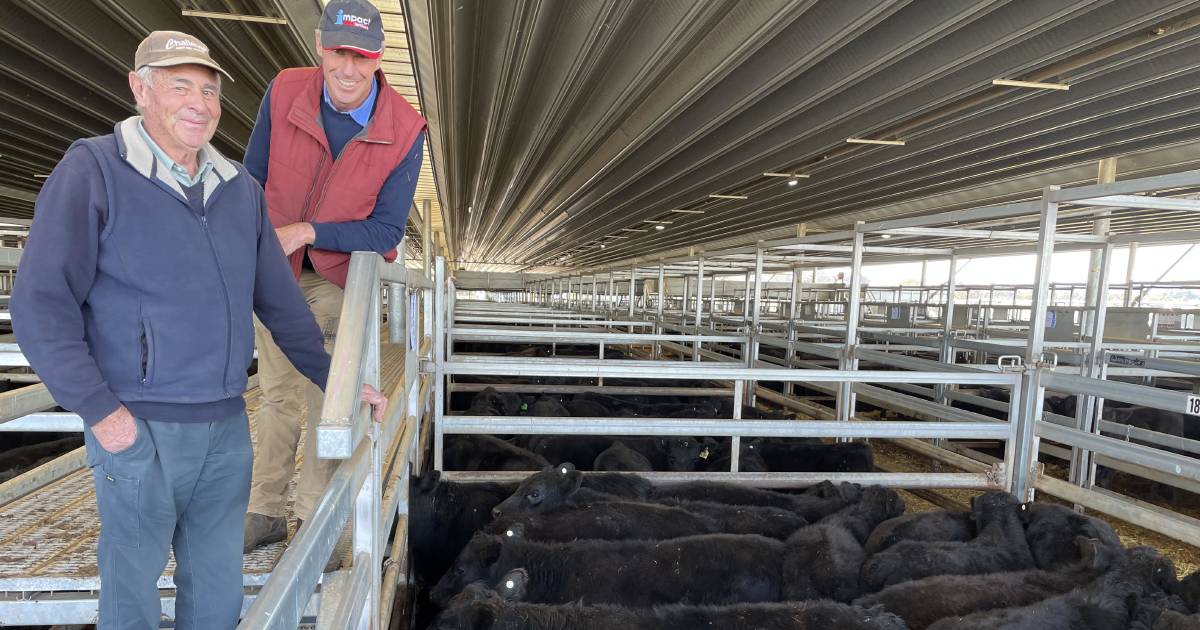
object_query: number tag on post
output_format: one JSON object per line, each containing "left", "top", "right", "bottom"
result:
{"left": 1187, "top": 395, "right": 1200, "bottom": 417}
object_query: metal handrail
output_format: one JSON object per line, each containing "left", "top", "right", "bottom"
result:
{"left": 239, "top": 251, "right": 434, "bottom": 630}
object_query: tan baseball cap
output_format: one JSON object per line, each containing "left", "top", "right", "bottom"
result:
{"left": 134, "top": 30, "right": 232, "bottom": 81}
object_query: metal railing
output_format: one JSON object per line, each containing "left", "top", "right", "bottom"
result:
{"left": 238, "top": 252, "right": 435, "bottom": 630}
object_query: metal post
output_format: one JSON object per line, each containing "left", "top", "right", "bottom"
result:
{"left": 748, "top": 247, "right": 764, "bottom": 406}
{"left": 936, "top": 253, "right": 958, "bottom": 406}
{"left": 1026, "top": 187, "right": 1060, "bottom": 364}
{"left": 682, "top": 274, "right": 692, "bottom": 325}
{"left": 742, "top": 271, "right": 753, "bottom": 324}
{"left": 789, "top": 265, "right": 801, "bottom": 320}
{"left": 837, "top": 231, "right": 865, "bottom": 423}
{"left": 1011, "top": 366, "right": 1043, "bottom": 501}
{"left": 387, "top": 283, "right": 403, "bottom": 344}
{"left": 432, "top": 256, "right": 447, "bottom": 470}
{"left": 628, "top": 264, "right": 637, "bottom": 319}
{"left": 1124, "top": 243, "right": 1138, "bottom": 306}
{"left": 352, "top": 283, "right": 382, "bottom": 630}
{"left": 1070, "top": 243, "right": 1113, "bottom": 491}
{"left": 592, "top": 274, "right": 598, "bottom": 312}
{"left": 655, "top": 262, "right": 665, "bottom": 359}
{"left": 607, "top": 269, "right": 615, "bottom": 315}
{"left": 694, "top": 258, "right": 706, "bottom": 362}
{"left": 1083, "top": 158, "right": 1115, "bottom": 332}
{"left": 421, "top": 199, "right": 432, "bottom": 278}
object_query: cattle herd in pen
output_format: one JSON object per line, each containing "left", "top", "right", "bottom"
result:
{"left": 406, "top": 346, "right": 1200, "bottom": 629}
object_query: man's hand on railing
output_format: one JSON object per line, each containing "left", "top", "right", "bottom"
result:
{"left": 360, "top": 384, "right": 388, "bottom": 422}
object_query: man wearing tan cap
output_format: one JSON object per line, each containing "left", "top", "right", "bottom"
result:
{"left": 11, "top": 30, "right": 384, "bottom": 629}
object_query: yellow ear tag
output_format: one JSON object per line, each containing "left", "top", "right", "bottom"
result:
{"left": 699, "top": 447, "right": 710, "bottom": 460}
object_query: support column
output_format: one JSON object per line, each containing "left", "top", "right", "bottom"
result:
{"left": 1124, "top": 242, "right": 1138, "bottom": 307}
{"left": 747, "top": 247, "right": 764, "bottom": 406}
{"left": 421, "top": 199, "right": 432, "bottom": 277}
{"left": 694, "top": 258, "right": 706, "bottom": 361}
{"left": 936, "top": 253, "right": 959, "bottom": 406}
{"left": 1013, "top": 186, "right": 1060, "bottom": 501}
{"left": 837, "top": 229, "right": 865, "bottom": 423}
{"left": 607, "top": 269, "right": 615, "bottom": 314}
{"left": 742, "top": 271, "right": 753, "bottom": 324}
{"left": 628, "top": 264, "right": 637, "bottom": 320}
{"left": 1083, "top": 158, "right": 1116, "bottom": 333}
{"left": 1071, "top": 243, "right": 1113, "bottom": 492}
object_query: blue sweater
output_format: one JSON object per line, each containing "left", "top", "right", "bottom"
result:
{"left": 12, "top": 117, "right": 331, "bottom": 425}
{"left": 243, "top": 79, "right": 423, "bottom": 254}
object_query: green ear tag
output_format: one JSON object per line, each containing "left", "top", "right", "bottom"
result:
{"left": 520, "top": 403, "right": 528, "bottom": 411}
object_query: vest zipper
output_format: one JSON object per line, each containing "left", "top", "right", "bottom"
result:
{"left": 299, "top": 151, "right": 328, "bottom": 224}
{"left": 197, "top": 213, "right": 235, "bottom": 392}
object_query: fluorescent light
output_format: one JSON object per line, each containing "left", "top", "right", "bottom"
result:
{"left": 643, "top": 220, "right": 673, "bottom": 224}
{"left": 709, "top": 194, "right": 749, "bottom": 200}
{"left": 787, "top": 179, "right": 799, "bottom": 187}
{"left": 600, "top": 244, "right": 606, "bottom": 249}
{"left": 181, "top": 9, "right": 288, "bottom": 24}
{"left": 654, "top": 225, "right": 665, "bottom": 231}
{"left": 763, "top": 172, "right": 810, "bottom": 178}
{"left": 880, "top": 234, "right": 892, "bottom": 239}
{"left": 847, "top": 138, "right": 906, "bottom": 146}
{"left": 992, "top": 78, "right": 1069, "bottom": 91}
{"left": 33, "top": 174, "right": 49, "bottom": 179}
{"left": 621, "top": 227, "right": 648, "bottom": 233}
{"left": 670, "top": 209, "right": 705, "bottom": 214}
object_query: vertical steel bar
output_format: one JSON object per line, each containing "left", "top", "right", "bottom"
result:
{"left": 837, "top": 231, "right": 865, "bottom": 423}
{"left": 1070, "top": 243, "right": 1113, "bottom": 490}
{"left": 694, "top": 258, "right": 706, "bottom": 362}
{"left": 432, "top": 257, "right": 447, "bottom": 470}
{"left": 1026, "top": 187, "right": 1060, "bottom": 364}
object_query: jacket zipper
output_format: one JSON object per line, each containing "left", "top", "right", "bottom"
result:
{"left": 197, "top": 212, "right": 235, "bottom": 392}
{"left": 298, "top": 150, "right": 327, "bottom": 224}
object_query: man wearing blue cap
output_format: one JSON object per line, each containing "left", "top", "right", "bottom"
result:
{"left": 241, "top": 0, "right": 426, "bottom": 554}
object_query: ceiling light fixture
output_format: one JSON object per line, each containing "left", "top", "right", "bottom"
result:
{"left": 670, "top": 209, "right": 705, "bottom": 214}
{"left": 880, "top": 234, "right": 892, "bottom": 239}
{"left": 600, "top": 244, "right": 606, "bottom": 249}
{"left": 992, "top": 78, "right": 1069, "bottom": 91}
{"left": 764, "top": 172, "right": 810, "bottom": 178}
{"left": 621, "top": 227, "right": 648, "bottom": 233}
{"left": 846, "top": 138, "right": 906, "bottom": 146}
{"left": 654, "top": 225, "right": 665, "bottom": 231}
{"left": 788, "top": 178, "right": 799, "bottom": 187}
{"left": 181, "top": 9, "right": 288, "bottom": 24}
{"left": 643, "top": 220, "right": 673, "bottom": 224}
{"left": 709, "top": 194, "right": 749, "bottom": 200}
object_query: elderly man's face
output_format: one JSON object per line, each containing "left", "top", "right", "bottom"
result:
{"left": 316, "top": 37, "right": 382, "bottom": 112}
{"left": 130, "top": 64, "right": 221, "bottom": 158}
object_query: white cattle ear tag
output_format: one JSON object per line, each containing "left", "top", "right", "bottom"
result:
{"left": 506, "top": 529, "right": 515, "bottom": 537}
{"left": 561, "top": 467, "right": 568, "bottom": 474}
{"left": 699, "top": 447, "right": 710, "bottom": 460}
{"left": 505, "top": 580, "right": 516, "bottom": 589}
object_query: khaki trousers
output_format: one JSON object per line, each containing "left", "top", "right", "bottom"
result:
{"left": 247, "top": 270, "right": 343, "bottom": 521}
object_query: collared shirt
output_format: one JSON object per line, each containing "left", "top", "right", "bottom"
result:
{"left": 321, "top": 76, "right": 378, "bottom": 127}
{"left": 136, "top": 121, "right": 214, "bottom": 188}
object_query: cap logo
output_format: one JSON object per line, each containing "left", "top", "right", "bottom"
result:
{"left": 164, "top": 38, "right": 208, "bottom": 53}
{"left": 335, "top": 9, "right": 372, "bottom": 29}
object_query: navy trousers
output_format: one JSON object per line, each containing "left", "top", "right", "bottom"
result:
{"left": 84, "top": 412, "right": 253, "bottom": 629}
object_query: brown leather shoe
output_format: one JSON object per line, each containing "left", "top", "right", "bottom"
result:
{"left": 243, "top": 512, "right": 287, "bottom": 553}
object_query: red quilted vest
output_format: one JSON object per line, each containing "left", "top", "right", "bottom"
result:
{"left": 264, "top": 67, "right": 426, "bottom": 288}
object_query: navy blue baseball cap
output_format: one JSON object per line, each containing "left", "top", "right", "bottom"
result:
{"left": 319, "top": 0, "right": 385, "bottom": 59}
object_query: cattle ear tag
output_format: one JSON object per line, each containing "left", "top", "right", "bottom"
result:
{"left": 699, "top": 447, "right": 710, "bottom": 460}
{"left": 520, "top": 403, "right": 528, "bottom": 411}
{"left": 505, "top": 579, "right": 516, "bottom": 589}
{"left": 561, "top": 467, "right": 568, "bottom": 474}
{"left": 506, "top": 529, "right": 515, "bottom": 538}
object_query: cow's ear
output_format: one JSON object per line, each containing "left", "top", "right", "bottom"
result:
{"left": 498, "top": 568, "right": 530, "bottom": 601}
{"left": 416, "top": 470, "right": 441, "bottom": 493}
{"left": 559, "top": 462, "right": 576, "bottom": 474}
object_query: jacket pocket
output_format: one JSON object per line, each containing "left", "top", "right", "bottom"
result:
{"left": 139, "top": 318, "right": 156, "bottom": 386}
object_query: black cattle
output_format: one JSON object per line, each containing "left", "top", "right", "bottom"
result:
{"left": 783, "top": 487, "right": 906, "bottom": 602}
{"left": 528, "top": 395, "right": 571, "bottom": 417}
{"left": 703, "top": 439, "right": 770, "bottom": 472}
{"left": 860, "top": 492, "right": 1035, "bottom": 593}
{"left": 409, "top": 472, "right": 516, "bottom": 584}
{"left": 562, "top": 397, "right": 610, "bottom": 417}
{"left": 855, "top": 536, "right": 1118, "bottom": 630}
{"left": 663, "top": 436, "right": 706, "bottom": 471}
{"left": 1130, "top": 591, "right": 1192, "bottom": 630}
{"left": 1177, "top": 569, "right": 1200, "bottom": 612}
{"left": 443, "top": 435, "right": 549, "bottom": 471}
{"left": 490, "top": 464, "right": 651, "bottom": 518}
{"left": 593, "top": 441, "right": 653, "bottom": 472}
{"left": 926, "top": 546, "right": 1177, "bottom": 630}
{"left": 753, "top": 439, "right": 875, "bottom": 473}
{"left": 653, "top": 479, "right": 862, "bottom": 522}
{"left": 430, "top": 531, "right": 789, "bottom": 607}
{"left": 1152, "top": 610, "right": 1200, "bottom": 629}
{"left": 1020, "top": 502, "right": 1123, "bottom": 570}
{"left": 864, "top": 509, "right": 974, "bottom": 556}
{"left": 656, "top": 499, "right": 809, "bottom": 540}
{"left": 527, "top": 436, "right": 614, "bottom": 470}
{"left": 485, "top": 495, "right": 809, "bottom": 541}
{"left": 432, "top": 581, "right": 907, "bottom": 630}
{"left": 484, "top": 504, "right": 719, "bottom": 542}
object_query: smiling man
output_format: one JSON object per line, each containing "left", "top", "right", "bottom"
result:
{"left": 240, "top": 0, "right": 425, "bottom": 557}
{"left": 9, "top": 30, "right": 392, "bottom": 628}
